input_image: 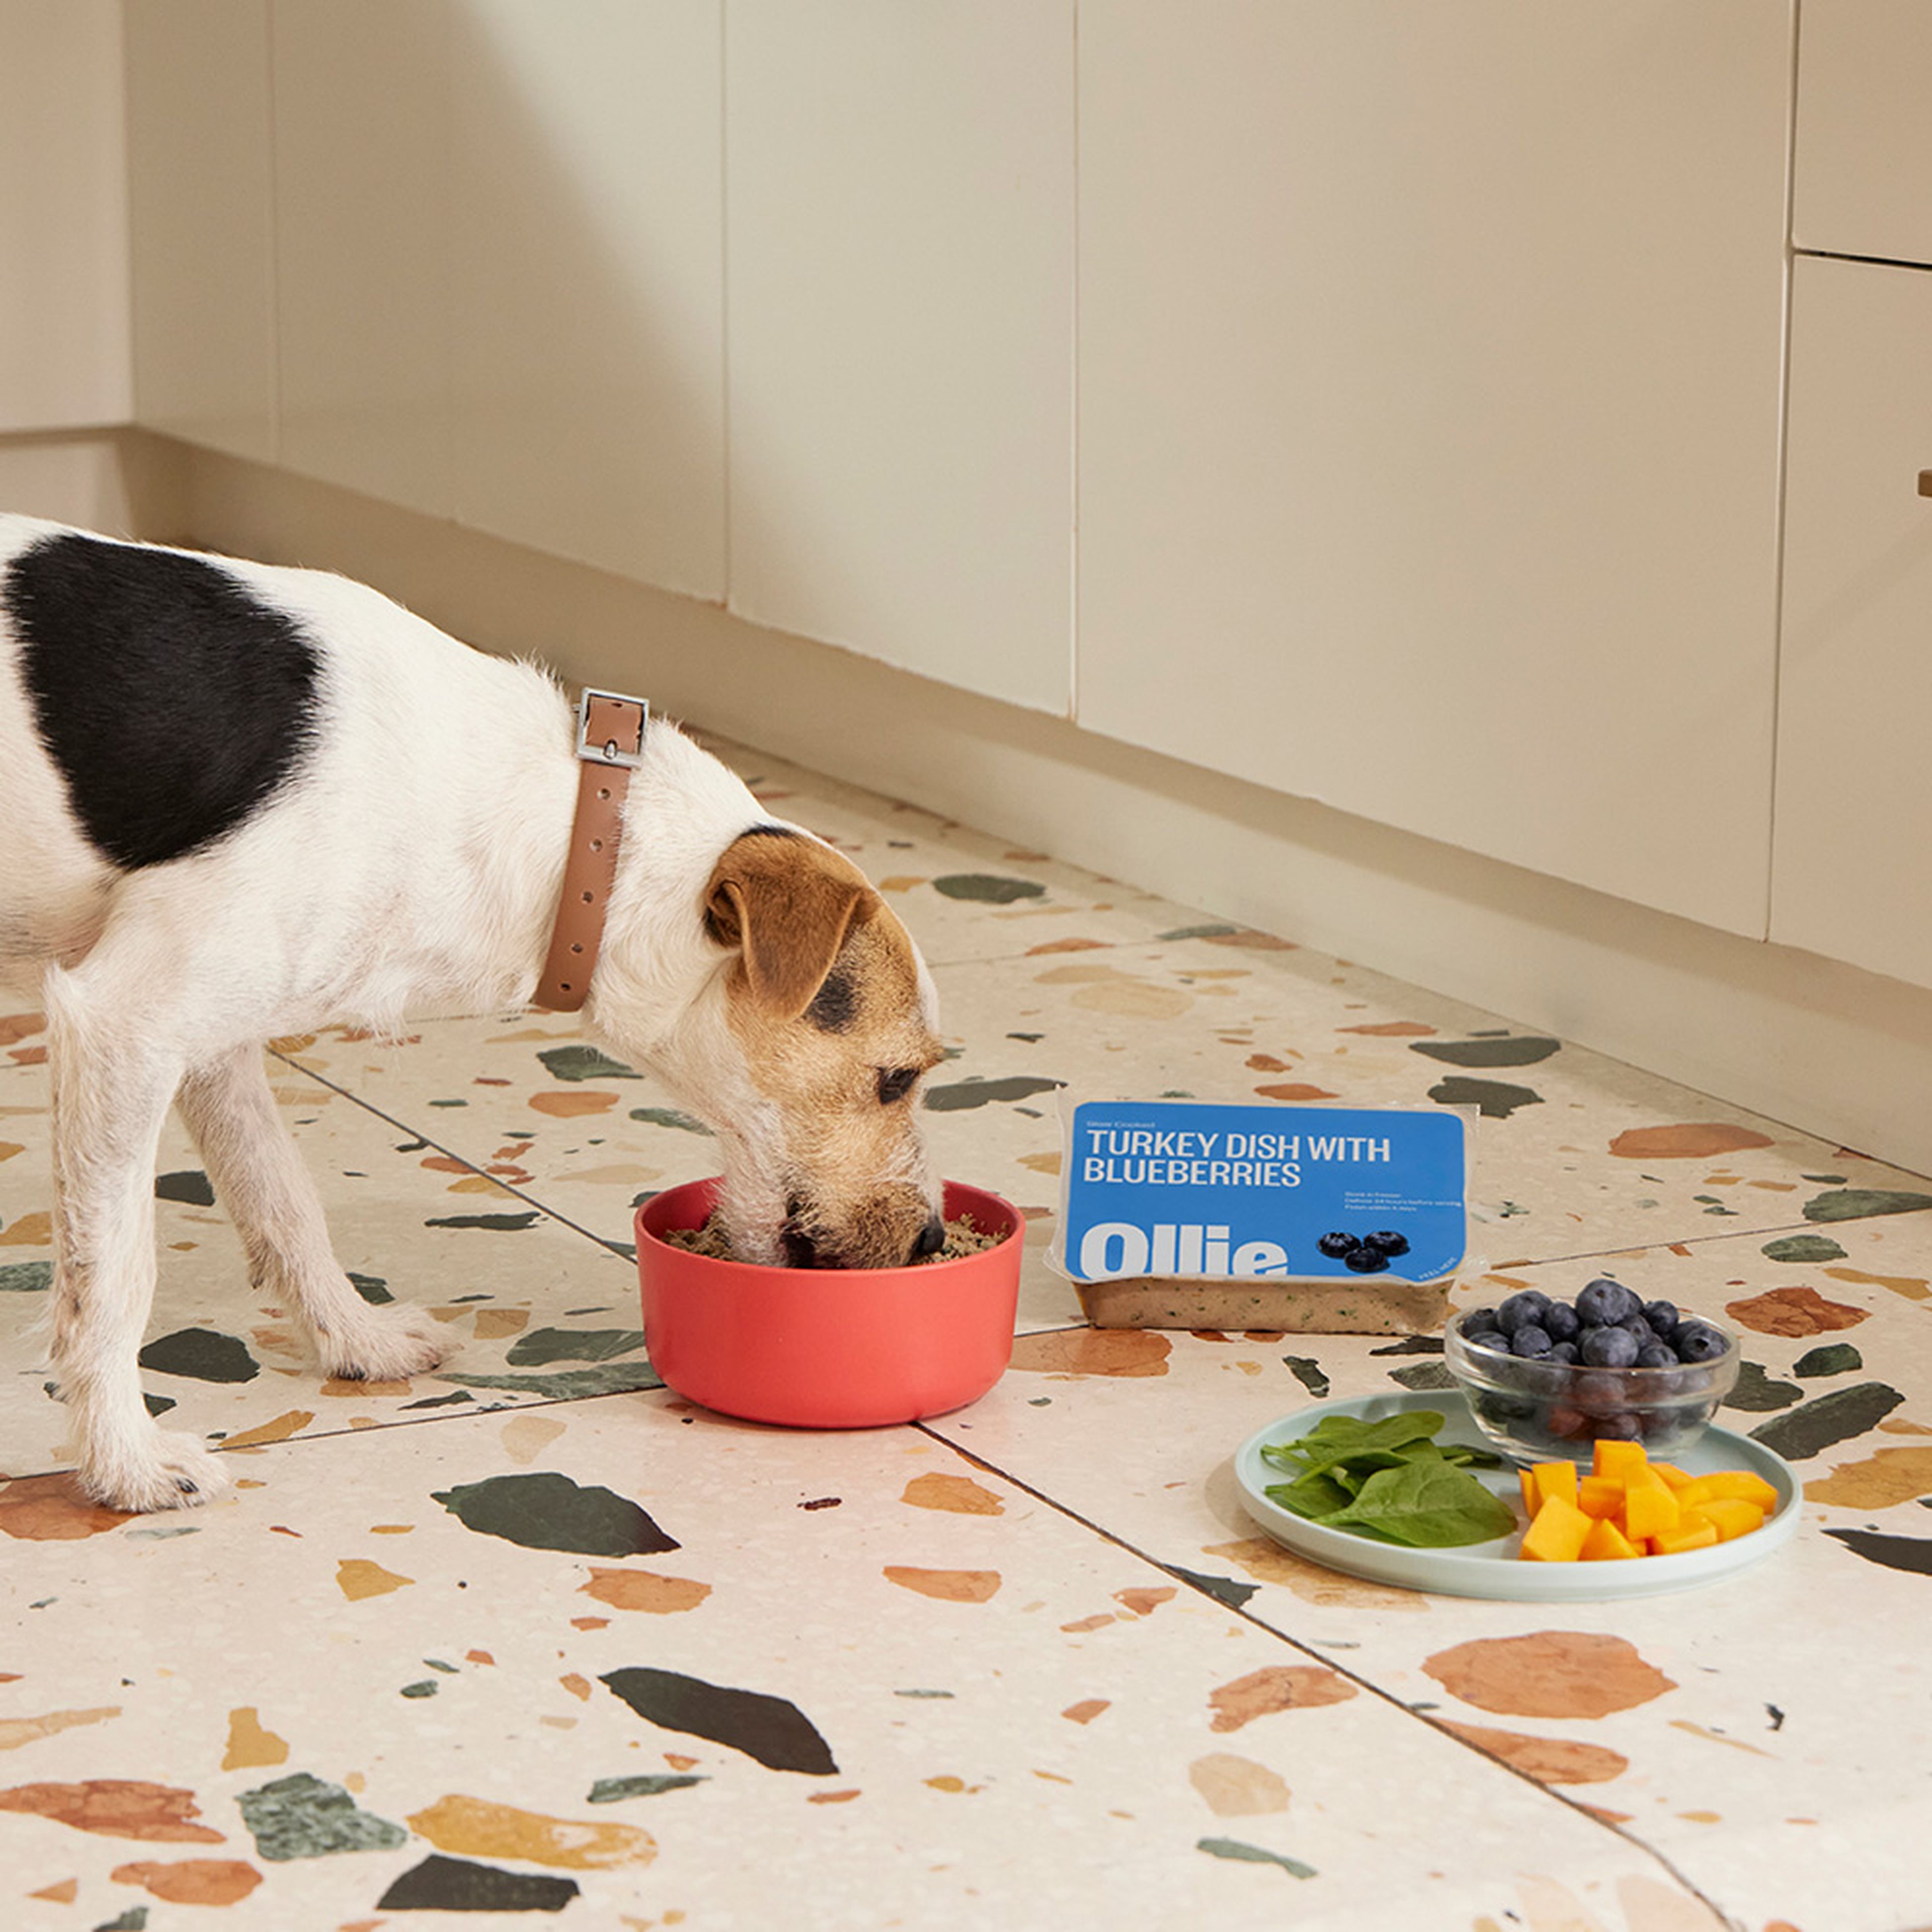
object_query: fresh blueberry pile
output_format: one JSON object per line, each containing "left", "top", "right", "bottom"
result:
{"left": 1447, "top": 1276, "right": 1736, "bottom": 1453}
{"left": 1317, "top": 1229, "right": 1411, "bottom": 1273}
{"left": 1461, "top": 1279, "right": 1729, "bottom": 1370}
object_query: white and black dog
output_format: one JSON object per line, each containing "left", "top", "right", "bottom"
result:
{"left": 0, "top": 514, "right": 946, "bottom": 1511}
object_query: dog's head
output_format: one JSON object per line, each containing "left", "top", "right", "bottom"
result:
{"left": 638, "top": 827, "right": 946, "bottom": 1268}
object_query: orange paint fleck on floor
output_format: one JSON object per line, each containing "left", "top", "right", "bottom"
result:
{"left": 882, "top": 1566, "right": 1002, "bottom": 1603}
{"left": 1423, "top": 1631, "right": 1675, "bottom": 1719}
{"left": 1608, "top": 1123, "right": 1776, "bottom": 1159}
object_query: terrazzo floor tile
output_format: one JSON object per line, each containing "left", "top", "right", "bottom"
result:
{"left": 267, "top": 1015, "right": 1084, "bottom": 1335}
{"left": 9, "top": 740, "right": 1932, "bottom": 1930}
{"left": 921, "top": 1211, "right": 1932, "bottom": 1932}
{"left": 3, "top": 1388, "right": 1727, "bottom": 1932}
{"left": 926, "top": 941, "right": 1932, "bottom": 1269}
{"left": 0, "top": 1048, "right": 660, "bottom": 1483}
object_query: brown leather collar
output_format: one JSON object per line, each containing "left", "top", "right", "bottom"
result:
{"left": 534, "top": 689, "right": 648, "bottom": 1012}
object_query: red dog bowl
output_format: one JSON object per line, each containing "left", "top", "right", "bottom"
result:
{"left": 635, "top": 1178, "right": 1022, "bottom": 1427}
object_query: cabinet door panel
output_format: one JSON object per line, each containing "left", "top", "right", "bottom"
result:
{"left": 273, "top": 0, "right": 453, "bottom": 514}
{"left": 1773, "top": 258, "right": 1932, "bottom": 990}
{"left": 0, "top": 0, "right": 129, "bottom": 432}
{"left": 1795, "top": 0, "right": 1932, "bottom": 267}
{"left": 1078, "top": 1, "right": 1788, "bottom": 933}
{"left": 447, "top": 0, "right": 725, "bottom": 595}
{"left": 126, "top": 0, "right": 276, "bottom": 461}
{"left": 727, "top": 1, "right": 1074, "bottom": 711}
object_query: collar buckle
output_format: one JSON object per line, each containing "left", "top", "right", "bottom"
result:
{"left": 574, "top": 689, "right": 648, "bottom": 769}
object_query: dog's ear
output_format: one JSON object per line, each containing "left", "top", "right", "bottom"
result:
{"left": 704, "top": 830, "right": 872, "bottom": 1017}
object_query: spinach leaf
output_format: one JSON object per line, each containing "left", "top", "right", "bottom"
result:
{"left": 1258, "top": 1409, "right": 1517, "bottom": 1548}
{"left": 1320, "top": 1458, "right": 1517, "bottom": 1548}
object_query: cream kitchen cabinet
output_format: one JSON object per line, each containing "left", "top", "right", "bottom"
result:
{"left": 1794, "top": 0, "right": 1932, "bottom": 269}
{"left": 1773, "top": 256, "right": 1932, "bottom": 990}
{"left": 723, "top": 1, "right": 1074, "bottom": 713}
{"left": 128, "top": 0, "right": 726, "bottom": 597}
{"left": 125, "top": 0, "right": 276, "bottom": 463}
{"left": 1074, "top": 1, "right": 1791, "bottom": 936}
{"left": 1, "top": 0, "right": 129, "bottom": 433}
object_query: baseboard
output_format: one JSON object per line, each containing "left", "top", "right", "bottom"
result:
{"left": 106, "top": 433, "right": 1932, "bottom": 1180}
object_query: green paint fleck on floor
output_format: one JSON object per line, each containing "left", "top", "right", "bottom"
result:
{"left": 1793, "top": 1342, "right": 1863, "bottom": 1378}
{"left": 1749, "top": 1383, "right": 1904, "bottom": 1459}
{"left": 505, "top": 1327, "right": 648, "bottom": 1366}
{"left": 438, "top": 1363, "right": 664, "bottom": 1400}
{"left": 1803, "top": 1188, "right": 1932, "bottom": 1224}
{"left": 1197, "top": 1837, "right": 1316, "bottom": 1879}
{"left": 628, "top": 1106, "right": 713, "bottom": 1135}
{"left": 930, "top": 872, "right": 1046, "bottom": 903}
{"left": 586, "top": 1773, "right": 707, "bottom": 1803}
{"left": 137, "top": 1327, "right": 260, "bottom": 1384}
{"left": 433, "top": 1471, "right": 679, "bottom": 1557}
{"left": 538, "top": 1044, "right": 640, "bottom": 1083}
{"left": 236, "top": 1772, "right": 408, "bottom": 1861}
{"left": 1762, "top": 1234, "right": 1848, "bottom": 1264}
{"left": 1424, "top": 1076, "right": 1544, "bottom": 1120}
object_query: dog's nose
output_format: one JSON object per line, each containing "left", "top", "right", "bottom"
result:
{"left": 913, "top": 1214, "right": 947, "bottom": 1259}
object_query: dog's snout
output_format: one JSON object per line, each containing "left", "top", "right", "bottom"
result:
{"left": 913, "top": 1214, "right": 946, "bottom": 1260}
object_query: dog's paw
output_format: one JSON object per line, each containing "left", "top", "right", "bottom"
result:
{"left": 80, "top": 1428, "right": 232, "bottom": 1514}
{"left": 318, "top": 1302, "right": 455, "bottom": 1384}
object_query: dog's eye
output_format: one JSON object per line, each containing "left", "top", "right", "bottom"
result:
{"left": 876, "top": 1066, "right": 920, "bottom": 1106}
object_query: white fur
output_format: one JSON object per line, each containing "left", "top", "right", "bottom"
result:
{"left": 0, "top": 515, "right": 938, "bottom": 1511}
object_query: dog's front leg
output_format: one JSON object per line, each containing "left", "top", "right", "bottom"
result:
{"left": 175, "top": 1046, "right": 455, "bottom": 1385}
{"left": 45, "top": 983, "right": 229, "bottom": 1511}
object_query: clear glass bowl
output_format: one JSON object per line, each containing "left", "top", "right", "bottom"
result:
{"left": 1443, "top": 1310, "right": 1741, "bottom": 1465}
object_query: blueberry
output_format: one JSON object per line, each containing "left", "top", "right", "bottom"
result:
{"left": 1542, "top": 1302, "right": 1581, "bottom": 1343}
{"left": 1592, "top": 1412, "right": 1643, "bottom": 1441}
{"left": 1463, "top": 1328, "right": 1510, "bottom": 1354}
{"left": 1545, "top": 1340, "right": 1579, "bottom": 1364}
{"left": 1575, "top": 1277, "right": 1641, "bottom": 1327}
{"left": 1362, "top": 1230, "right": 1410, "bottom": 1256}
{"left": 1317, "top": 1231, "right": 1360, "bottom": 1259}
{"left": 1495, "top": 1290, "right": 1554, "bottom": 1333}
{"left": 1674, "top": 1321, "right": 1729, "bottom": 1364}
{"left": 1635, "top": 1341, "right": 1675, "bottom": 1369}
{"left": 1641, "top": 1299, "right": 1679, "bottom": 1337}
{"left": 1580, "top": 1325, "right": 1639, "bottom": 1368}
{"left": 1509, "top": 1323, "right": 1553, "bottom": 1358}
{"left": 1462, "top": 1306, "right": 1500, "bottom": 1332}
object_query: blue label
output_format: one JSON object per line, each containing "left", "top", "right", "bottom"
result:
{"left": 1060, "top": 1099, "right": 1466, "bottom": 1283}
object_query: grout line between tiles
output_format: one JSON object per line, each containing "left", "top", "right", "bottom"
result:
{"left": 916, "top": 1417, "right": 1743, "bottom": 1928}
{"left": 267, "top": 1044, "right": 646, "bottom": 1261}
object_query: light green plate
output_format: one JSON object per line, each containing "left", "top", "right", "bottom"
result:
{"left": 1235, "top": 1389, "right": 1800, "bottom": 1601}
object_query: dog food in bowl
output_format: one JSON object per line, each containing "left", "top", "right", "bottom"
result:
{"left": 1444, "top": 1277, "right": 1739, "bottom": 1464}
{"left": 635, "top": 1178, "right": 1022, "bottom": 1428}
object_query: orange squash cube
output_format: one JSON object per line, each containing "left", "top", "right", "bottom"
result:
{"left": 1622, "top": 1476, "right": 1681, "bottom": 1543}
{"left": 1677, "top": 1470, "right": 1779, "bottom": 1513}
{"left": 1578, "top": 1516, "right": 1642, "bottom": 1561}
{"left": 1650, "top": 1520, "right": 1720, "bottom": 1555}
{"left": 1683, "top": 1497, "right": 1765, "bottom": 1543}
{"left": 1577, "top": 1475, "right": 1626, "bottom": 1519}
{"left": 1648, "top": 1462, "right": 1693, "bottom": 1491}
{"left": 1525, "top": 1461, "right": 1579, "bottom": 1511}
{"left": 1520, "top": 1494, "right": 1594, "bottom": 1562}
{"left": 1591, "top": 1438, "right": 1649, "bottom": 1481}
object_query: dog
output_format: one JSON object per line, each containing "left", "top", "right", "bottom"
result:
{"left": 0, "top": 513, "right": 946, "bottom": 1512}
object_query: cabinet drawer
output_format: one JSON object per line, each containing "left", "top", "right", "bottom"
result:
{"left": 1795, "top": 1, "right": 1932, "bottom": 265}
{"left": 1773, "top": 257, "right": 1932, "bottom": 989}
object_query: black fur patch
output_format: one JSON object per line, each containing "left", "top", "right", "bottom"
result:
{"left": 805, "top": 967, "right": 857, "bottom": 1033}
{"left": 6, "top": 533, "right": 320, "bottom": 870}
